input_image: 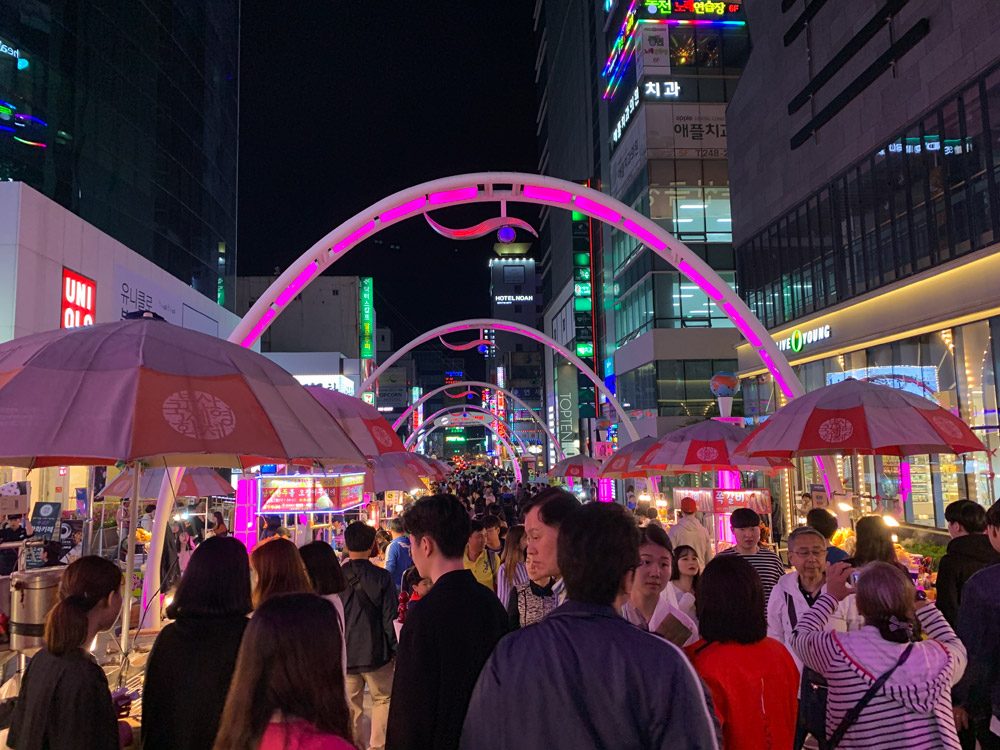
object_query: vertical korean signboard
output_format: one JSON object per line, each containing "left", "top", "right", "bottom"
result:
{"left": 359, "top": 277, "right": 375, "bottom": 404}
{"left": 61, "top": 267, "right": 97, "bottom": 329}
{"left": 572, "top": 204, "right": 597, "bottom": 419}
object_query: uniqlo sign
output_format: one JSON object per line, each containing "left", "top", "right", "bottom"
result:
{"left": 61, "top": 267, "right": 97, "bottom": 329}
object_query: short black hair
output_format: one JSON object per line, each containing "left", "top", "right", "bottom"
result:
{"left": 988, "top": 500, "right": 1000, "bottom": 529}
{"left": 168, "top": 536, "right": 252, "bottom": 619}
{"left": 344, "top": 521, "right": 377, "bottom": 553}
{"left": 298, "top": 541, "right": 346, "bottom": 596}
{"left": 522, "top": 488, "right": 580, "bottom": 528}
{"left": 389, "top": 517, "right": 405, "bottom": 534}
{"left": 697, "top": 555, "right": 766, "bottom": 644}
{"left": 644, "top": 507, "right": 659, "bottom": 520}
{"left": 480, "top": 514, "right": 502, "bottom": 530}
{"left": 806, "top": 508, "right": 838, "bottom": 540}
{"left": 730, "top": 507, "right": 760, "bottom": 529}
{"left": 638, "top": 523, "right": 672, "bottom": 554}
{"left": 945, "top": 500, "right": 987, "bottom": 534}
{"left": 402, "top": 494, "right": 471, "bottom": 560}
{"left": 557, "top": 503, "right": 639, "bottom": 606}
{"left": 800, "top": 492, "right": 812, "bottom": 499}
{"left": 469, "top": 518, "right": 484, "bottom": 534}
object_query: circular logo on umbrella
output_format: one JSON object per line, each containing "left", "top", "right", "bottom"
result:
{"left": 818, "top": 418, "right": 854, "bottom": 444}
{"left": 696, "top": 447, "right": 720, "bottom": 461}
{"left": 370, "top": 425, "right": 395, "bottom": 449}
{"left": 162, "top": 391, "right": 237, "bottom": 440}
{"left": 931, "top": 415, "right": 965, "bottom": 440}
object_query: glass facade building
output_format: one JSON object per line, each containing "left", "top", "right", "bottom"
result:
{"left": 0, "top": 1, "right": 239, "bottom": 308}
{"left": 736, "top": 61, "right": 1000, "bottom": 330}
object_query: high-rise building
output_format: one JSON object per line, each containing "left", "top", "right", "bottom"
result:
{"left": 0, "top": 1, "right": 239, "bottom": 308}
{"left": 730, "top": 0, "right": 1000, "bottom": 528}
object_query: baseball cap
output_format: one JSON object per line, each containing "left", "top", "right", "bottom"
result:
{"left": 730, "top": 508, "right": 761, "bottom": 529}
{"left": 680, "top": 497, "right": 698, "bottom": 514}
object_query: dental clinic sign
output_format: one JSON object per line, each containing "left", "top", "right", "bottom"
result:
{"left": 60, "top": 267, "right": 97, "bottom": 329}
{"left": 776, "top": 324, "right": 831, "bottom": 353}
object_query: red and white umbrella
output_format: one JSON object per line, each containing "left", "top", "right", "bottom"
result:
{"left": 734, "top": 378, "right": 985, "bottom": 458}
{"left": 409, "top": 453, "right": 451, "bottom": 482}
{"left": 98, "top": 467, "right": 234, "bottom": 499}
{"left": 638, "top": 419, "right": 792, "bottom": 474}
{"left": 342, "top": 455, "right": 426, "bottom": 494}
{"left": 305, "top": 386, "right": 406, "bottom": 457}
{"left": 548, "top": 454, "right": 603, "bottom": 480}
{"left": 600, "top": 437, "right": 661, "bottom": 479}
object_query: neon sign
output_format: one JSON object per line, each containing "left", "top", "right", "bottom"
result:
{"left": 642, "top": 79, "right": 681, "bottom": 99}
{"left": 495, "top": 294, "right": 534, "bottom": 304}
{"left": 776, "top": 324, "right": 831, "bottom": 353}
{"left": 61, "top": 267, "right": 96, "bottom": 329}
{"left": 611, "top": 86, "right": 641, "bottom": 145}
{"left": 359, "top": 277, "right": 374, "bottom": 358}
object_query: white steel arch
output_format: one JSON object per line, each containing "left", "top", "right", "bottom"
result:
{"left": 362, "top": 318, "right": 640, "bottom": 443}
{"left": 392, "top": 380, "right": 565, "bottom": 460}
{"left": 406, "top": 405, "right": 530, "bottom": 452}
{"left": 415, "top": 423, "right": 524, "bottom": 484}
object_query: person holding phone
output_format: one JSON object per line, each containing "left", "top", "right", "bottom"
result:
{"left": 790, "top": 561, "right": 967, "bottom": 749}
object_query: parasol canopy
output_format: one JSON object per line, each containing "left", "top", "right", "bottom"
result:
{"left": 637, "top": 419, "right": 793, "bottom": 474}
{"left": 547, "top": 454, "right": 603, "bottom": 480}
{"left": 599, "top": 437, "right": 661, "bottom": 479}
{"left": 98, "top": 467, "right": 234, "bottom": 499}
{"left": 305, "top": 386, "right": 407, "bottom": 457}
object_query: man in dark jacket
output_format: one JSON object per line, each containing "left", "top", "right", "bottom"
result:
{"left": 954, "top": 500, "right": 1000, "bottom": 750}
{"left": 459, "top": 502, "right": 719, "bottom": 750}
{"left": 342, "top": 521, "right": 397, "bottom": 750}
{"left": 385, "top": 495, "right": 507, "bottom": 750}
{"left": 937, "top": 500, "right": 1000, "bottom": 626}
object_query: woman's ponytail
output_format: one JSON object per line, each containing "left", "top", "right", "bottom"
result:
{"left": 44, "top": 557, "right": 122, "bottom": 655}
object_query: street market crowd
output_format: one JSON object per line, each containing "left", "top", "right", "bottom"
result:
{"left": 4, "top": 465, "right": 1000, "bottom": 750}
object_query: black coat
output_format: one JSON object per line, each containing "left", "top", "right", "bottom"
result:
{"left": 8, "top": 649, "right": 118, "bottom": 750}
{"left": 385, "top": 569, "right": 507, "bottom": 750}
{"left": 341, "top": 559, "right": 397, "bottom": 674}
{"left": 141, "top": 614, "right": 248, "bottom": 750}
{"left": 936, "top": 533, "right": 1000, "bottom": 626}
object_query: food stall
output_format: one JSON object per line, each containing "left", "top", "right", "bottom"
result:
{"left": 670, "top": 487, "right": 773, "bottom": 552}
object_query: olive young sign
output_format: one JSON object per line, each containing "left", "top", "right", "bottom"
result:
{"left": 776, "top": 324, "right": 832, "bottom": 353}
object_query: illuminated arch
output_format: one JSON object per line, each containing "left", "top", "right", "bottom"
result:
{"left": 362, "top": 318, "right": 640, "bottom": 443}
{"left": 406, "top": 405, "right": 530, "bottom": 452}
{"left": 415, "top": 423, "right": 524, "bottom": 484}
{"left": 392, "top": 380, "right": 566, "bottom": 460}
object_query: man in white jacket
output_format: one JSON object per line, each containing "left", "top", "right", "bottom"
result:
{"left": 667, "top": 496, "right": 714, "bottom": 565}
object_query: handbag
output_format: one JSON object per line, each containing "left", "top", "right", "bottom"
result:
{"left": 787, "top": 593, "right": 830, "bottom": 747}
{"left": 827, "top": 643, "right": 914, "bottom": 749}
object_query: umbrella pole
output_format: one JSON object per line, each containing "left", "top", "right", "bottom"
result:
{"left": 140, "top": 467, "right": 185, "bottom": 631}
{"left": 120, "top": 463, "right": 141, "bottom": 654}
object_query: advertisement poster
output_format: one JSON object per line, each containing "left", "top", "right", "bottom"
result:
{"left": 30, "top": 502, "right": 61, "bottom": 540}
{"left": 672, "top": 488, "right": 771, "bottom": 514}
{"left": 646, "top": 103, "right": 728, "bottom": 158}
{"left": 259, "top": 475, "right": 365, "bottom": 514}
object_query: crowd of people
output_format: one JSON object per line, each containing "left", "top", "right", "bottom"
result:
{"left": 5, "top": 465, "right": 1000, "bottom": 750}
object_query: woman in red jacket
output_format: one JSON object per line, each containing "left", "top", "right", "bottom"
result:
{"left": 686, "top": 554, "right": 800, "bottom": 750}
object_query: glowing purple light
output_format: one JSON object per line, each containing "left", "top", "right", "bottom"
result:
{"left": 497, "top": 225, "right": 517, "bottom": 243}
{"left": 242, "top": 308, "right": 277, "bottom": 348}
{"left": 330, "top": 221, "right": 376, "bottom": 256}
{"left": 522, "top": 184, "right": 573, "bottom": 203}
{"left": 574, "top": 195, "right": 622, "bottom": 225}
{"left": 722, "top": 302, "right": 763, "bottom": 348}
{"left": 759, "top": 349, "right": 795, "bottom": 399}
{"left": 380, "top": 197, "right": 426, "bottom": 224}
{"left": 428, "top": 186, "right": 478, "bottom": 205}
{"left": 623, "top": 219, "right": 667, "bottom": 251}
{"left": 14, "top": 113, "right": 47, "bottom": 127}
{"left": 677, "top": 259, "right": 725, "bottom": 302}
{"left": 275, "top": 261, "right": 319, "bottom": 306}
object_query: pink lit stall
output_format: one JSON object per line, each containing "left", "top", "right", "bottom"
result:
{"left": 670, "top": 487, "right": 772, "bottom": 552}
{"left": 235, "top": 472, "right": 367, "bottom": 551}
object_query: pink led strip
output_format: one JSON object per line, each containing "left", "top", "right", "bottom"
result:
{"left": 677, "top": 259, "right": 725, "bottom": 302}
{"left": 759, "top": 349, "right": 795, "bottom": 399}
{"left": 721, "top": 302, "right": 762, "bottom": 348}
{"left": 574, "top": 195, "right": 622, "bottom": 225}
{"left": 623, "top": 219, "right": 667, "bottom": 251}
{"left": 241, "top": 308, "right": 276, "bottom": 348}
{"left": 330, "top": 221, "right": 376, "bottom": 256}
{"left": 522, "top": 185, "right": 573, "bottom": 204}
{"left": 274, "top": 261, "right": 319, "bottom": 306}
{"left": 428, "top": 186, "right": 478, "bottom": 205}
{"left": 380, "top": 197, "right": 426, "bottom": 224}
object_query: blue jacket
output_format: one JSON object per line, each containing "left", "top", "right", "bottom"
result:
{"left": 385, "top": 535, "right": 413, "bottom": 592}
{"left": 954, "top": 562, "right": 1000, "bottom": 725}
{"left": 459, "top": 600, "right": 721, "bottom": 750}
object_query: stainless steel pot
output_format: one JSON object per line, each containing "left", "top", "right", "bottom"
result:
{"left": 10, "top": 567, "right": 64, "bottom": 653}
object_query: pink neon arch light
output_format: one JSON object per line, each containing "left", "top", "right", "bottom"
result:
{"left": 405, "top": 405, "right": 530, "bottom": 452}
{"left": 409, "top": 422, "right": 524, "bottom": 485}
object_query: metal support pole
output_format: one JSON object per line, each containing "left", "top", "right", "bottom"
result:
{"left": 120, "top": 464, "right": 140, "bottom": 653}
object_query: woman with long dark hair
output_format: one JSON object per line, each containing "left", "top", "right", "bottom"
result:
{"left": 687, "top": 555, "right": 800, "bottom": 750}
{"left": 142, "top": 536, "right": 253, "bottom": 750}
{"left": 668, "top": 544, "right": 701, "bottom": 623}
{"left": 852, "top": 516, "right": 898, "bottom": 566}
{"left": 495, "top": 524, "right": 528, "bottom": 606}
{"left": 213, "top": 593, "right": 355, "bottom": 750}
{"left": 8, "top": 557, "right": 124, "bottom": 749}
{"left": 250, "top": 537, "right": 312, "bottom": 608}
{"left": 299, "top": 540, "right": 348, "bottom": 680}
{"left": 210, "top": 510, "right": 229, "bottom": 538}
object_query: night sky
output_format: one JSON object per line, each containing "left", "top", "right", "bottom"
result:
{"left": 238, "top": 1, "right": 540, "bottom": 353}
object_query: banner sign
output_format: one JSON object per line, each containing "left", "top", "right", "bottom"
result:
{"left": 672, "top": 488, "right": 771, "bottom": 514}
{"left": 259, "top": 474, "right": 365, "bottom": 514}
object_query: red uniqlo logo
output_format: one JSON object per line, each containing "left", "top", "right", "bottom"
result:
{"left": 61, "top": 267, "right": 97, "bottom": 329}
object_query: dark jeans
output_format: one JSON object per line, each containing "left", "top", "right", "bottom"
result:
{"left": 959, "top": 717, "right": 999, "bottom": 750}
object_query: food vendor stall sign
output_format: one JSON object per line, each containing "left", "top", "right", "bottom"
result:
{"left": 259, "top": 474, "right": 365, "bottom": 514}
{"left": 672, "top": 487, "right": 771, "bottom": 514}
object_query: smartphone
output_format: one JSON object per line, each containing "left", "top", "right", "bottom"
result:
{"left": 848, "top": 571, "right": 861, "bottom": 587}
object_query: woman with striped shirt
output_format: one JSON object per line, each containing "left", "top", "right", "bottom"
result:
{"left": 791, "top": 561, "right": 967, "bottom": 749}
{"left": 496, "top": 524, "right": 529, "bottom": 606}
